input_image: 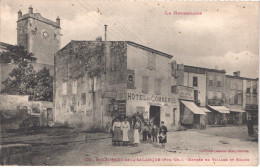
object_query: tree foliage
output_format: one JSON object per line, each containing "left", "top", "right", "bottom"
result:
{"left": 1, "top": 45, "right": 53, "bottom": 101}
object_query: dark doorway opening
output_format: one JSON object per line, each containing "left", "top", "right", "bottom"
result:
{"left": 149, "top": 106, "right": 160, "bottom": 127}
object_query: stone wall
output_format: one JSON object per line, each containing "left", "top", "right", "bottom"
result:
{"left": 54, "top": 41, "right": 128, "bottom": 130}
{"left": 0, "top": 95, "right": 53, "bottom": 131}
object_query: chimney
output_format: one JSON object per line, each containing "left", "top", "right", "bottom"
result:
{"left": 29, "top": 6, "right": 33, "bottom": 14}
{"left": 18, "top": 10, "right": 22, "bottom": 19}
{"left": 233, "top": 71, "right": 240, "bottom": 77}
{"left": 56, "top": 16, "right": 60, "bottom": 27}
{"left": 96, "top": 36, "right": 102, "bottom": 42}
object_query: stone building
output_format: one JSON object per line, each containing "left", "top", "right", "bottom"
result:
{"left": 17, "top": 6, "right": 61, "bottom": 65}
{"left": 0, "top": 6, "right": 59, "bottom": 91}
{"left": 171, "top": 64, "right": 208, "bottom": 128}
{"left": 54, "top": 39, "right": 179, "bottom": 130}
{"left": 242, "top": 75, "right": 258, "bottom": 123}
{"left": 225, "top": 72, "right": 246, "bottom": 125}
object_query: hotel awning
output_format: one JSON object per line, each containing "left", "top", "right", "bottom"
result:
{"left": 199, "top": 107, "right": 211, "bottom": 113}
{"left": 208, "top": 105, "right": 230, "bottom": 114}
{"left": 181, "top": 100, "right": 206, "bottom": 115}
{"left": 230, "top": 109, "right": 246, "bottom": 113}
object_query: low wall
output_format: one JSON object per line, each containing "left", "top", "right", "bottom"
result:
{"left": 0, "top": 95, "right": 54, "bottom": 131}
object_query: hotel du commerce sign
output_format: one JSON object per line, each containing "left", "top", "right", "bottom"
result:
{"left": 127, "top": 92, "right": 177, "bottom": 107}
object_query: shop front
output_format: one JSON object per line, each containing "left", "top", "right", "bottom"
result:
{"left": 180, "top": 100, "right": 206, "bottom": 129}
{"left": 227, "top": 109, "right": 246, "bottom": 125}
{"left": 207, "top": 105, "right": 230, "bottom": 125}
{"left": 126, "top": 91, "right": 179, "bottom": 128}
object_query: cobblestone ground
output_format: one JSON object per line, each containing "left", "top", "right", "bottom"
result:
{"left": 1, "top": 125, "right": 258, "bottom": 166}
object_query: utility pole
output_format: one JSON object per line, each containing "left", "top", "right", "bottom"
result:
{"left": 104, "top": 25, "right": 107, "bottom": 42}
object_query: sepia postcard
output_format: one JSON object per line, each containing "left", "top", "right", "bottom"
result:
{"left": 0, "top": 0, "right": 259, "bottom": 166}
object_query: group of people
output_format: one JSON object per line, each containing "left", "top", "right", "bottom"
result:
{"left": 111, "top": 116, "right": 168, "bottom": 148}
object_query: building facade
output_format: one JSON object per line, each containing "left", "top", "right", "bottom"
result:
{"left": 183, "top": 65, "right": 207, "bottom": 106}
{"left": 54, "top": 40, "right": 179, "bottom": 130}
{"left": 225, "top": 72, "right": 246, "bottom": 125}
{"left": 243, "top": 77, "right": 258, "bottom": 124}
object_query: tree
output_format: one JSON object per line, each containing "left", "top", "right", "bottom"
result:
{"left": 1, "top": 45, "right": 53, "bottom": 101}
{"left": 0, "top": 45, "right": 37, "bottom": 64}
{"left": 31, "top": 67, "right": 53, "bottom": 101}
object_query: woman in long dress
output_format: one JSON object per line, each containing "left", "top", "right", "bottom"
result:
{"left": 121, "top": 117, "right": 130, "bottom": 146}
{"left": 112, "top": 118, "right": 122, "bottom": 146}
{"left": 133, "top": 118, "right": 141, "bottom": 145}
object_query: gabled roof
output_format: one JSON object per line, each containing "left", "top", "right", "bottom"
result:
{"left": 184, "top": 65, "right": 226, "bottom": 74}
{"left": 0, "top": 42, "right": 14, "bottom": 51}
{"left": 225, "top": 75, "right": 258, "bottom": 81}
{"left": 58, "top": 40, "right": 173, "bottom": 59}
{"left": 126, "top": 41, "right": 173, "bottom": 59}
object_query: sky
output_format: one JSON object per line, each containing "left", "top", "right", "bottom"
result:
{"left": 0, "top": 0, "right": 259, "bottom": 78}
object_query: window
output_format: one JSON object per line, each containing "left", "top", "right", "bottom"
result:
{"left": 88, "top": 78, "right": 93, "bottom": 92}
{"left": 54, "top": 34, "right": 57, "bottom": 40}
{"left": 237, "top": 92, "right": 242, "bottom": 105}
{"left": 147, "top": 53, "right": 156, "bottom": 70}
{"left": 233, "top": 82, "right": 238, "bottom": 90}
{"left": 217, "top": 81, "right": 221, "bottom": 87}
{"left": 246, "top": 96, "right": 251, "bottom": 104}
{"left": 230, "top": 90, "right": 235, "bottom": 104}
{"left": 246, "top": 81, "right": 251, "bottom": 94}
{"left": 154, "top": 79, "right": 161, "bottom": 95}
{"left": 217, "top": 91, "right": 222, "bottom": 99}
{"left": 238, "top": 82, "right": 243, "bottom": 91}
{"left": 142, "top": 76, "right": 149, "bottom": 94}
{"left": 208, "top": 76, "right": 213, "bottom": 86}
{"left": 81, "top": 93, "right": 86, "bottom": 105}
{"left": 234, "top": 95, "right": 238, "bottom": 104}
{"left": 72, "top": 80, "right": 77, "bottom": 94}
{"left": 194, "top": 90, "right": 198, "bottom": 101}
{"left": 208, "top": 90, "right": 214, "bottom": 99}
{"left": 171, "top": 85, "right": 177, "bottom": 94}
{"left": 253, "top": 82, "right": 257, "bottom": 94}
{"left": 62, "top": 82, "right": 67, "bottom": 95}
{"left": 216, "top": 77, "right": 221, "bottom": 87}
{"left": 93, "top": 77, "right": 97, "bottom": 92}
{"left": 193, "top": 76, "right": 198, "bottom": 87}
{"left": 252, "top": 96, "right": 257, "bottom": 104}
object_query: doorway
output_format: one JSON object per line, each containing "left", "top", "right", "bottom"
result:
{"left": 149, "top": 106, "right": 160, "bottom": 127}
{"left": 47, "top": 108, "right": 53, "bottom": 122}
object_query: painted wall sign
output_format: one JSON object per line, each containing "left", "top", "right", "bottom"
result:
{"left": 177, "top": 85, "right": 194, "bottom": 100}
{"left": 127, "top": 92, "right": 177, "bottom": 104}
{"left": 104, "top": 91, "right": 117, "bottom": 98}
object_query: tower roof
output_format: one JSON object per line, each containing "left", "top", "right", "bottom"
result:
{"left": 17, "top": 9, "right": 60, "bottom": 28}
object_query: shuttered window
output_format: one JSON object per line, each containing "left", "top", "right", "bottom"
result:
{"left": 72, "top": 80, "right": 77, "bottom": 94}
{"left": 142, "top": 76, "right": 149, "bottom": 94}
{"left": 154, "top": 79, "right": 161, "bottom": 95}
{"left": 62, "top": 82, "right": 67, "bottom": 95}
{"left": 147, "top": 53, "right": 156, "bottom": 70}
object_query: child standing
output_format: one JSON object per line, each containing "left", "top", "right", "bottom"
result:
{"left": 142, "top": 123, "right": 148, "bottom": 143}
{"left": 151, "top": 124, "right": 158, "bottom": 143}
{"left": 159, "top": 121, "right": 168, "bottom": 148}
